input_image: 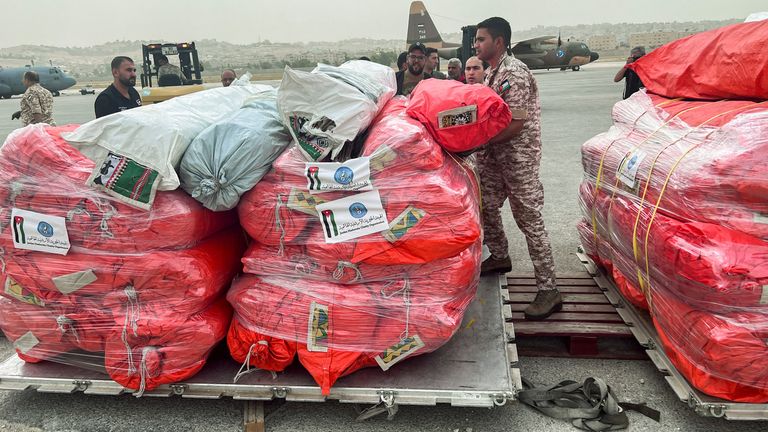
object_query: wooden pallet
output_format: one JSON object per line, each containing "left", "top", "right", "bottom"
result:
{"left": 503, "top": 272, "right": 644, "bottom": 359}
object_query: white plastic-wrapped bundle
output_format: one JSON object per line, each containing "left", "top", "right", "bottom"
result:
{"left": 179, "top": 90, "right": 293, "bottom": 211}
{"left": 63, "top": 84, "right": 274, "bottom": 209}
{"left": 277, "top": 60, "right": 396, "bottom": 161}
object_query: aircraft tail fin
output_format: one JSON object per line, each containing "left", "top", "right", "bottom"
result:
{"left": 407, "top": 1, "right": 444, "bottom": 45}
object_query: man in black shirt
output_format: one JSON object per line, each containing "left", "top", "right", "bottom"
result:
{"left": 614, "top": 46, "right": 646, "bottom": 99}
{"left": 395, "top": 43, "right": 432, "bottom": 96}
{"left": 94, "top": 56, "right": 142, "bottom": 118}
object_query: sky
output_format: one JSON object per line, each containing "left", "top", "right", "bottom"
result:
{"left": 0, "top": 0, "right": 764, "bottom": 48}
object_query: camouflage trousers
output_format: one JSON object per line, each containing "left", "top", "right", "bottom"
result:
{"left": 477, "top": 146, "right": 557, "bottom": 291}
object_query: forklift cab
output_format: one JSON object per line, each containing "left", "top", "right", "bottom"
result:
{"left": 140, "top": 42, "right": 204, "bottom": 88}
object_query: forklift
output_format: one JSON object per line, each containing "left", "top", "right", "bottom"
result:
{"left": 139, "top": 42, "right": 206, "bottom": 103}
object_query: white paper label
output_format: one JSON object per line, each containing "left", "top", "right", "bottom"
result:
{"left": 305, "top": 157, "right": 373, "bottom": 194}
{"left": 10, "top": 209, "right": 70, "bottom": 255}
{"left": 617, "top": 149, "right": 647, "bottom": 189}
{"left": 314, "top": 190, "right": 389, "bottom": 244}
{"left": 14, "top": 331, "right": 40, "bottom": 355}
{"left": 760, "top": 286, "right": 768, "bottom": 305}
{"left": 753, "top": 213, "right": 768, "bottom": 225}
{"left": 52, "top": 269, "right": 97, "bottom": 295}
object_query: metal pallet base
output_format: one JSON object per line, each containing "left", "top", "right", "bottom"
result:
{"left": 503, "top": 272, "right": 644, "bottom": 359}
{"left": 578, "top": 249, "right": 768, "bottom": 421}
{"left": 0, "top": 274, "right": 521, "bottom": 425}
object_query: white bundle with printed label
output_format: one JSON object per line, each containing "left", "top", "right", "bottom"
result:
{"left": 277, "top": 60, "right": 396, "bottom": 162}
{"left": 62, "top": 84, "right": 274, "bottom": 210}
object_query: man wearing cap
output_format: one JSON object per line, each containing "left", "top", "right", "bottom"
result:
{"left": 395, "top": 42, "right": 432, "bottom": 96}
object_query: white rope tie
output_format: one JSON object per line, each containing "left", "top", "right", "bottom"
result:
{"left": 121, "top": 285, "right": 140, "bottom": 376}
{"left": 65, "top": 200, "right": 91, "bottom": 222}
{"left": 274, "top": 194, "right": 286, "bottom": 256}
{"left": 56, "top": 315, "right": 81, "bottom": 343}
{"left": 92, "top": 198, "right": 116, "bottom": 239}
{"left": 381, "top": 279, "right": 412, "bottom": 340}
{"left": 0, "top": 247, "right": 6, "bottom": 274}
{"left": 9, "top": 181, "right": 23, "bottom": 206}
{"left": 233, "top": 341, "right": 276, "bottom": 383}
{"left": 133, "top": 346, "right": 156, "bottom": 398}
{"left": 332, "top": 261, "right": 362, "bottom": 282}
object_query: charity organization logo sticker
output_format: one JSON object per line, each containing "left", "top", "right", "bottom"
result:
{"left": 305, "top": 157, "right": 373, "bottom": 194}
{"left": 315, "top": 190, "right": 389, "bottom": 243}
{"left": 11, "top": 208, "right": 70, "bottom": 255}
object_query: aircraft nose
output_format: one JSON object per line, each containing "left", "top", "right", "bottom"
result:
{"left": 63, "top": 75, "right": 77, "bottom": 88}
{"left": 590, "top": 52, "right": 599, "bottom": 62}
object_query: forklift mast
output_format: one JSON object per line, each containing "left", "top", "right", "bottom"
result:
{"left": 140, "top": 42, "right": 204, "bottom": 87}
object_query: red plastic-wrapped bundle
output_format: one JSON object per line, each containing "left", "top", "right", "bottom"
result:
{"left": 406, "top": 79, "right": 512, "bottom": 153}
{"left": 580, "top": 67, "right": 768, "bottom": 401}
{"left": 0, "top": 125, "right": 236, "bottom": 253}
{"left": 581, "top": 93, "right": 768, "bottom": 240}
{"left": 651, "top": 286, "right": 768, "bottom": 402}
{"left": 0, "top": 125, "right": 244, "bottom": 394}
{"left": 105, "top": 298, "right": 232, "bottom": 393}
{"left": 0, "top": 228, "right": 243, "bottom": 315}
{"left": 628, "top": 20, "right": 768, "bottom": 101}
{"left": 230, "top": 97, "right": 481, "bottom": 393}
{"left": 228, "top": 273, "right": 476, "bottom": 395}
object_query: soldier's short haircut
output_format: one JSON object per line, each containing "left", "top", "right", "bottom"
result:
{"left": 110, "top": 56, "right": 134, "bottom": 71}
{"left": 221, "top": 68, "right": 236, "bottom": 76}
{"left": 23, "top": 71, "right": 40, "bottom": 83}
{"left": 631, "top": 46, "right": 646, "bottom": 56}
{"left": 425, "top": 47, "right": 438, "bottom": 55}
{"left": 447, "top": 58, "right": 462, "bottom": 68}
{"left": 477, "top": 17, "right": 512, "bottom": 49}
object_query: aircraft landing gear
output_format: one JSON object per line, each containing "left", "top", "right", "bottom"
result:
{"left": 52, "top": 91, "right": 61, "bottom": 97}
{"left": 571, "top": 65, "right": 581, "bottom": 71}
{"left": 1, "top": 95, "right": 11, "bottom": 99}
{"left": 560, "top": 67, "right": 567, "bottom": 71}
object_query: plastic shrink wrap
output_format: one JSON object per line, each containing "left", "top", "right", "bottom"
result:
{"left": 229, "top": 96, "right": 482, "bottom": 394}
{"left": 578, "top": 90, "right": 768, "bottom": 402}
{"left": 0, "top": 125, "right": 245, "bottom": 395}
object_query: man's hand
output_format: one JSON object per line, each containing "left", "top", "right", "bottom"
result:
{"left": 11, "top": 111, "right": 21, "bottom": 121}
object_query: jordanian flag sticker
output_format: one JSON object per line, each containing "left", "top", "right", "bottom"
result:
{"left": 314, "top": 190, "right": 389, "bottom": 244}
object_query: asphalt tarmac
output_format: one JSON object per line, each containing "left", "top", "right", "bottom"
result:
{"left": 0, "top": 63, "right": 764, "bottom": 431}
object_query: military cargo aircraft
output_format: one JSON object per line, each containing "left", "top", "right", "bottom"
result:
{"left": 0, "top": 65, "right": 77, "bottom": 99}
{"left": 407, "top": 1, "right": 599, "bottom": 71}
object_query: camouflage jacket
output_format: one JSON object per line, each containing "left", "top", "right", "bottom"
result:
{"left": 20, "top": 84, "right": 55, "bottom": 126}
{"left": 484, "top": 53, "right": 542, "bottom": 157}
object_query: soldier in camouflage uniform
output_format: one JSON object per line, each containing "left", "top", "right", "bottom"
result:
{"left": 156, "top": 54, "right": 184, "bottom": 85}
{"left": 13, "top": 71, "right": 55, "bottom": 126}
{"left": 474, "top": 17, "right": 561, "bottom": 320}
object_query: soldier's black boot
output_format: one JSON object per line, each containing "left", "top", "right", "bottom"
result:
{"left": 524, "top": 289, "right": 562, "bottom": 320}
{"left": 480, "top": 255, "right": 512, "bottom": 275}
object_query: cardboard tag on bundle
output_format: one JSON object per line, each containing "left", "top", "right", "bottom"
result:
{"left": 11, "top": 208, "right": 70, "bottom": 255}
{"left": 315, "top": 190, "right": 389, "bottom": 244}
{"left": 305, "top": 157, "right": 373, "bottom": 194}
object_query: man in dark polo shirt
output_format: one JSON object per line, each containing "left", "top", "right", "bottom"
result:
{"left": 94, "top": 56, "right": 142, "bottom": 118}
